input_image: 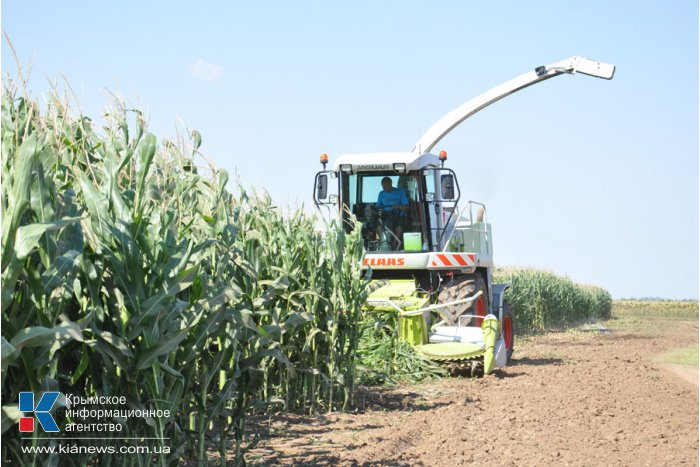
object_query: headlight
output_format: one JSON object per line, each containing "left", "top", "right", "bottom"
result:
{"left": 393, "top": 163, "right": 407, "bottom": 173}
{"left": 339, "top": 164, "right": 353, "bottom": 174}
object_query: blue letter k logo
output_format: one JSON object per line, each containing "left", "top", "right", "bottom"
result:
{"left": 19, "top": 392, "right": 60, "bottom": 432}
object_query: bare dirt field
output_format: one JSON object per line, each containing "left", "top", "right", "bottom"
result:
{"left": 247, "top": 317, "right": 698, "bottom": 466}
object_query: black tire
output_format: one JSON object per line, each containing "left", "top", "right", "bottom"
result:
{"left": 501, "top": 301, "right": 515, "bottom": 363}
{"left": 437, "top": 273, "right": 489, "bottom": 327}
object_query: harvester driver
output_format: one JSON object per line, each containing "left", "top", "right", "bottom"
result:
{"left": 376, "top": 176, "right": 409, "bottom": 248}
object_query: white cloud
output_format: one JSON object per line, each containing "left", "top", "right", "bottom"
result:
{"left": 187, "top": 59, "right": 224, "bottom": 82}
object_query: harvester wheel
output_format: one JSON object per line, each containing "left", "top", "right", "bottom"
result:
{"left": 437, "top": 273, "right": 488, "bottom": 326}
{"left": 502, "top": 302, "right": 515, "bottom": 363}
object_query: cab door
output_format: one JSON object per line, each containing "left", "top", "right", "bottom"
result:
{"left": 422, "top": 168, "right": 460, "bottom": 250}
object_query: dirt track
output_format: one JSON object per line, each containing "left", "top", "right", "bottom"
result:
{"left": 248, "top": 318, "right": 698, "bottom": 466}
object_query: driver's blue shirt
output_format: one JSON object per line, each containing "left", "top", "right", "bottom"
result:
{"left": 376, "top": 188, "right": 409, "bottom": 215}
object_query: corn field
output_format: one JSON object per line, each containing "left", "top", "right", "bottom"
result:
{"left": 0, "top": 79, "right": 370, "bottom": 465}
{"left": 612, "top": 300, "right": 698, "bottom": 319}
{"left": 493, "top": 268, "right": 612, "bottom": 332}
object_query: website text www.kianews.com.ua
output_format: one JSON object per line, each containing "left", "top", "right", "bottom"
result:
{"left": 21, "top": 443, "right": 170, "bottom": 455}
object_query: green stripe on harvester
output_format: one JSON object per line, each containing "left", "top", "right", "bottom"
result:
{"left": 363, "top": 279, "right": 430, "bottom": 312}
{"left": 481, "top": 316, "right": 500, "bottom": 374}
{"left": 416, "top": 342, "right": 485, "bottom": 361}
{"left": 368, "top": 279, "right": 416, "bottom": 298}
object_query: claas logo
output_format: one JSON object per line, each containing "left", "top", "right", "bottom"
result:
{"left": 363, "top": 257, "right": 405, "bottom": 267}
{"left": 19, "top": 392, "right": 60, "bottom": 432}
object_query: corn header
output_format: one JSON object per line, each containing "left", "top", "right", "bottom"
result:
{"left": 313, "top": 56, "right": 615, "bottom": 375}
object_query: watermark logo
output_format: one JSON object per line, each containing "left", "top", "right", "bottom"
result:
{"left": 19, "top": 392, "right": 60, "bottom": 432}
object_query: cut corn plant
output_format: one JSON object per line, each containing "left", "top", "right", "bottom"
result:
{"left": 357, "top": 312, "right": 448, "bottom": 385}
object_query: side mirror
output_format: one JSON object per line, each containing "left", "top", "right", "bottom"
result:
{"left": 316, "top": 174, "right": 328, "bottom": 200}
{"left": 441, "top": 174, "right": 455, "bottom": 200}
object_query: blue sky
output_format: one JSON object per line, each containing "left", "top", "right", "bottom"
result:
{"left": 2, "top": 1, "right": 698, "bottom": 299}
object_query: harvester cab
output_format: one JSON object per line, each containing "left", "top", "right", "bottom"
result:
{"left": 324, "top": 152, "right": 463, "bottom": 251}
{"left": 313, "top": 56, "right": 615, "bottom": 375}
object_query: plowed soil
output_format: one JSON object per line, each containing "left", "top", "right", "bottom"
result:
{"left": 247, "top": 318, "right": 698, "bottom": 466}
